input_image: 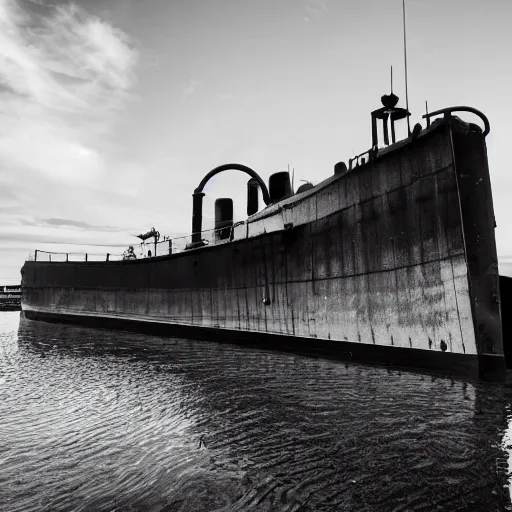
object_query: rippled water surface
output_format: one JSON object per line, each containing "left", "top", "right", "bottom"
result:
{"left": 2, "top": 311, "right": 512, "bottom": 511}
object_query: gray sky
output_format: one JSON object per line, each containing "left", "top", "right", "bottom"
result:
{"left": 1, "top": 0, "right": 512, "bottom": 282}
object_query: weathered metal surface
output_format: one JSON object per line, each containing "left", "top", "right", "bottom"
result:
{"left": 20, "top": 120, "right": 505, "bottom": 378}
{"left": 451, "top": 120, "right": 504, "bottom": 377}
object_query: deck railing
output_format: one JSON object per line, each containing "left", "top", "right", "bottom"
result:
{"left": 29, "top": 223, "right": 245, "bottom": 263}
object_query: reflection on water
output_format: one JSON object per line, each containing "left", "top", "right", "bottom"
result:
{"left": 502, "top": 405, "right": 512, "bottom": 506}
{"left": 1, "top": 311, "right": 512, "bottom": 511}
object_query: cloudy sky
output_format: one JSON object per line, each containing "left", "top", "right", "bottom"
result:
{"left": 1, "top": 0, "right": 512, "bottom": 283}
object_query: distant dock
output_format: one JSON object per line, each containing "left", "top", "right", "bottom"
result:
{"left": 0, "top": 285, "right": 21, "bottom": 311}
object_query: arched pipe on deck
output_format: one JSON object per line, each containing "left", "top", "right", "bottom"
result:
{"left": 422, "top": 106, "right": 490, "bottom": 137}
{"left": 191, "top": 164, "right": 270, "bottom": 244}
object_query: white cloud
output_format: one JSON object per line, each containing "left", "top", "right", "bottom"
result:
{"left": 304, "top": 0, "right": 329, "bottom": 17}
{"left": 182, "top": 78, "right": 202, "bottom": 100}
{"left": 0, "top": 0, "right": 139, "bottom": 280}
{"left": 0, "top": 0, "right": 138, "bottom": 184}
{"left": 218, "top": 92, "right": 234, "bottom": 101}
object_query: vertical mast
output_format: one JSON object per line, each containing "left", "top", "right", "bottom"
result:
{"left": 403, "top": 0, "right": 411, "bottom": 134}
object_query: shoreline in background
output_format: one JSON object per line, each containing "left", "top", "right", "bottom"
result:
{"left": 0, "top": 285, "right": 21, "bottom": 311}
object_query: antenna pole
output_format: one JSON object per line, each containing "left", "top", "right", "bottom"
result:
{"left": 403, "top": 0, "right": 411, "bottom": 135}
{"left": 391, "top": 65, "right": 393, "bottom": 93}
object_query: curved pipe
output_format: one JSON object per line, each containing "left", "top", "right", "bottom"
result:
{"left": 191, "top": 163, "right": 270, "bottom": 245}
{"left": 422, "top": 106, "right": 490, "bottom": 137}
{"left": 194, "top": 163, "right": 270, "bottom": 205}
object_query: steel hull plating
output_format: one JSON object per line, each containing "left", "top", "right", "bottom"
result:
{"left": 20, "top": 120, "right": 506, "bottom": 380}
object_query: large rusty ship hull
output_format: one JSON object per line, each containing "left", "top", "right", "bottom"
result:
{"left": 20, "top": 118, "right": 506, "bottom": 380}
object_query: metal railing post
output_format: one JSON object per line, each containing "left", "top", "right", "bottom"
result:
{"left": 49, "top": 253, "right": 51, "bottom": 262}
{"left": 106, "top": 253, "right": 110, "bottom": 261}
{"left": 85, "top": 253, "right": 88, "bottom": 262}
{"left": 66, "top": 253, "right": 69, "bottom": 262}
{"left": 35, "top": 250, "right": 38, "bottom": 261}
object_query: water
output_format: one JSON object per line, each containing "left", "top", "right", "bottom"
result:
{"left": 1, "top": 311, "right": 512, "bottom": 511}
